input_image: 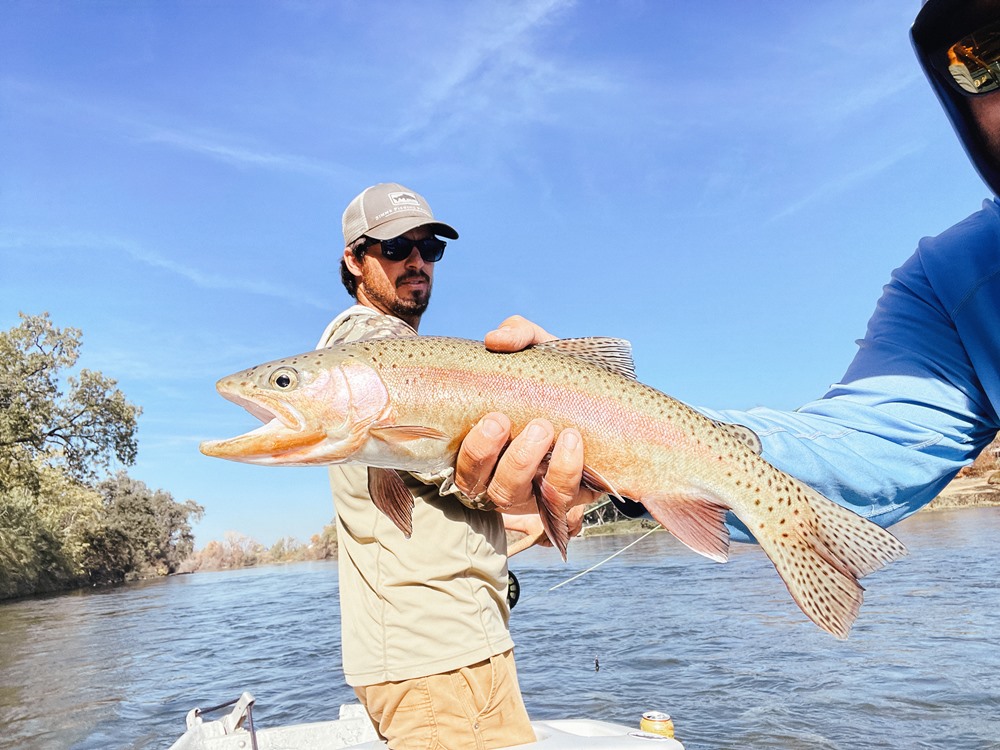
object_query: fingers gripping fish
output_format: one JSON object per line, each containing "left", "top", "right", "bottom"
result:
{"left": 201, "top": 336, "right": 907, "bottom": 639}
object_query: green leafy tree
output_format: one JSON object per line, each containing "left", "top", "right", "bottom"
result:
{"left": 0, "top": 313, "right": 140, "bottom": 493}
{"left": 95, "top": 472, "right": 204, "bottom": 577}
{"left": 0, "top": 487, "right": 74, "bottom": 598}
{"left": 0, "top": 464, "right": 104, "bottom": 598}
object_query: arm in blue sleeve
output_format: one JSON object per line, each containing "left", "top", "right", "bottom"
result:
{"left": 619, "top": 202, "right": 1000, "bottom": 542}
{"left": 713, "top": 203, "right": 1000, "bottom": 541}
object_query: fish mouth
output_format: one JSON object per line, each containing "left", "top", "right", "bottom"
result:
{"left": 224, "top": 389, "right": 303, "bottom": 431}
{"left": 199, "top": 385, "right": 324, "bottom": 461}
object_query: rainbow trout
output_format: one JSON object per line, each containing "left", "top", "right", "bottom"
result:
{"left": 201, "top": 336, "right": 907, "bottom": 638}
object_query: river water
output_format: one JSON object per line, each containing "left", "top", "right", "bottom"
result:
{"left": 1, "top": 508, "right": 998, "bottom": 750}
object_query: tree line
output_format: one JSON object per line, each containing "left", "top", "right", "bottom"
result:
{"left": 0, "top": 313, "right": 330, "bottom": 601}
{"left": 180, "top": 524, "right": 338, "bottom": 572}
{"left": 0, "top": 313, "right": 340, "bottom": 600}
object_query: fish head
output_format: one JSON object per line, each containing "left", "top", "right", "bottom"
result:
{"left": 199, "top": 347, "right": 390, "bottom": 466}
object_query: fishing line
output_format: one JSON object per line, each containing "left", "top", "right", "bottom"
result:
{"left": 517, "top": 525, "right": 662, "bottom": 605}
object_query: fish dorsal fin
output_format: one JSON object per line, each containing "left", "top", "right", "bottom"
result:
{"left": 713, "top": 421, "right": 763, "bottom": 455}
{"left": 534, "top": 337, "right": 636, "bottom": 380}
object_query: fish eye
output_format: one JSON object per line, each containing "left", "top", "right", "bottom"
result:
{"left": 269, "top": 367, "right": 299, "bottom": 390}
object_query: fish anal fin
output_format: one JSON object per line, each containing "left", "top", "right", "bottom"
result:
{"left": 367, "top": 467, "right": 414, "bottom": 537}
{"left": 534, "top": 338, "right": 636, "bottom": 380}
{"left": 369, "top": 425, "right": 450, "bottom": 444}
{"left": 640, "top": 493, "right": 731, "bottom": 563}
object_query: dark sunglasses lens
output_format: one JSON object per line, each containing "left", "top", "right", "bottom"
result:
{"left": 944, "top": 20, "right": 1000, "bottom": 94}
{"left": 379, "top": 237, "right": 446, "bottom": 262}
{"left": 418, "top": 239, "right": 446, "bottom": 262}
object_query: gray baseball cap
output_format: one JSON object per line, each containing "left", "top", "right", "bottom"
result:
{"left": 342, "top": 182, "right": 459, "bottom": 246}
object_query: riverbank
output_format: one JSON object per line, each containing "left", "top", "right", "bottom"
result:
{"left": 573, "top": 475, "right": 1000, "bottom": 539}
{"left": 925, "top": 474, "right": 1000, "bottom": 510}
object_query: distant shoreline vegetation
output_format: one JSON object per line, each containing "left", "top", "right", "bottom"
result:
{"left": 579, "top": 490, "right": 1000, "bottom": 536}
{"left": 178, "top": 525, "right": 338, "bottom": 572}
{"left": 189, "top": 476, "right": 1000, "bottom": 576}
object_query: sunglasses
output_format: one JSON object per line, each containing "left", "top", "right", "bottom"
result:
{"left": 368, "top": 235, "right": 446, "bottom": 263}
{"left": 933, "top": 18, "right": 1000, "bottom": 95}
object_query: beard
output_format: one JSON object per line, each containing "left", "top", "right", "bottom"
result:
{"left": 359, "top": 266, "right": 432, "bottom": 321}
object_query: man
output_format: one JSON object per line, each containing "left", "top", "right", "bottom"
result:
{"left": 317, "top": 182, "right": 536, "bottom": 749}
{"left": 452, "top": 0, "right": 1000, "bottom": 540}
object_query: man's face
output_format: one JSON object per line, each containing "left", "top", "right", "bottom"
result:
{"left": 346, "top": 227, "right": 436, "bottom": 327}
{"left": 968, "top": 92, "right": 1000, "bottom": 175}
{"left": 921, "top": 0, "right": 1000, "bottom": 193}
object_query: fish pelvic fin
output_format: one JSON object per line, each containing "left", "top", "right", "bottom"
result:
{"left": 367, "top": 467, "right": 414, "bottom": 538}
{"left": 761, "top": 487, "right": 908, "bottom": 640}
{"left": 639, "top": 493, "right": 731, "bottom": 563}
{"left": 534, "top": 471, "right": 571, "bottom": 561}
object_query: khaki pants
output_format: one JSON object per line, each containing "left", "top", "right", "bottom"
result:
{"left": 354, "top": 649, "right": 536, "bottom": 750}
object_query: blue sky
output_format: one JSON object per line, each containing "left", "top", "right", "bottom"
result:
{"left": 1, "top": 1, "right": 990, "bottom": 546}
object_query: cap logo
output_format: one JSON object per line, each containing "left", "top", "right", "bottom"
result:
{"left": 388, "top": 191, "right": 421, "bottom": 207}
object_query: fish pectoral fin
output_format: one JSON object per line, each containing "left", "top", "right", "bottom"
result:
{"left": 369, "top": 425, "right": 450, "bottom": 444}
{"left": 639, "top": 493, "right": 731, "bottom": 563}
{"left": 367, "top": 467, "right": 414, "bottom": 538}
{"left": 534, "top": 338, "right": 637, "bottom": 380}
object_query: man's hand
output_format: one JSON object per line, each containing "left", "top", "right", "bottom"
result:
{"left": 454, "top": 316, "right": 598, "bottom": 519}
{"left": 503, "top": 503, "right": 587, "bottom": 556}
{"left": 484, "top": 314, "right": 557, "bottom": 352}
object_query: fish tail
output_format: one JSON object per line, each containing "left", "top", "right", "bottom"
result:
{"left": 762, "top": 484, "right": 908, "bottom": 639}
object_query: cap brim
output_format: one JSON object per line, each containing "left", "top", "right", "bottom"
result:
{"left": 365, "top": 217, "right": 459, "bottom": 241}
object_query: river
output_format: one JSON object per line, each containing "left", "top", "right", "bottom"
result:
{"left": 1, "top": 508, "right": 998, "bottom": 750}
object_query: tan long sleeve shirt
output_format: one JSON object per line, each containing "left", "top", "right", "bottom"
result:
{"left": 318, "top": 306, "right": 513, "bottom": 686}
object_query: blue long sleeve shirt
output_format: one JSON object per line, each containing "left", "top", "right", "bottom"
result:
{"left": 660, "top": 200, "right": 1000, "bottom": 542}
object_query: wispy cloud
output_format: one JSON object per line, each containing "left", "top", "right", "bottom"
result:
{"left": 1, "top": 77, "right": 351, "bottom": 178}
{"left": 389, "top": 0, "right": 610, "bottom": 150}
{"left": 139, "top": 127, "right": 350, "bottom": 179}
{"left": 766, "top": 142, "right": 925, "bottom": 224}
{"left": 0, "top": 228, "right": 329, "bottom": 310}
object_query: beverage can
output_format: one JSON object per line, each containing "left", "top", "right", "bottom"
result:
{"left": 640, "top": 710, "right": 675, "bottom": 738}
